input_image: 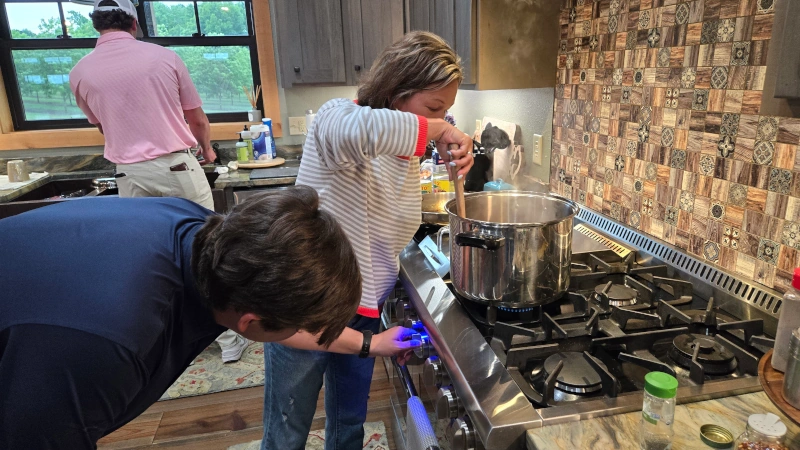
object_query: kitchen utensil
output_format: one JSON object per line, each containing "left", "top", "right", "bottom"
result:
{"left": 7, "top": 160, "right": 29, "bottom": 183}
{"left": 784, "top": 328, "right": 800, "bottom": 409}
{"left": 421, "top": 192, "right": 454, "bottom": 225}
{"left": 447, "top": 143, "right": 465, "bottom": 217}
{"left": 445, "top": 191, "right": 579, "bottom": 308}
{"left": 237, "top": 157, "right": 285, "bottom": 169}
{"left": 418, "top": 235, "right": 450, "bottom": 277}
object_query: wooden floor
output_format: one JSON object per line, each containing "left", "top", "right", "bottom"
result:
{"left": 97, "top": 359, "right": 397, "bottom": 450}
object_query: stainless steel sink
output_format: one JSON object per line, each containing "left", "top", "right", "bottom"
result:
{"left": 0, "top": 171, "right": 223, "bottom": 219}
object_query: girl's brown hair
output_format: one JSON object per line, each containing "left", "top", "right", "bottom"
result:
{"left": 357, "top": 31, "right": 463, "bottom": 109}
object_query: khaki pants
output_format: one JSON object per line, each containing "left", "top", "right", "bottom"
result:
{"left": 115, "top": 151, "right": 214, "bottom": 210}
{"left": 117, "top": 151, "right": 239, "bottom": 347}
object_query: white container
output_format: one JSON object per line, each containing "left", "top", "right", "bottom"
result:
{"left": 248, "top": 109, "right": 262, "bottom": 122}
{"left": 734, "top": 413, "right": 788, "bottom": 449}
{"left": 772, "top": 267, "right": 800, "bottom": 372}
{"left": 250, "top": 122, "right": 273, "bottom": 161}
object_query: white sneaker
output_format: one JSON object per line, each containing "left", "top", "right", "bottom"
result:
{"left": 221, "top": 335, "right": 253, "bottom": 363}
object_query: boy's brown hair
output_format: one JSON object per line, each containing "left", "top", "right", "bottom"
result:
{"left": 192, "top": 186, "right": 361, "bottom": 346}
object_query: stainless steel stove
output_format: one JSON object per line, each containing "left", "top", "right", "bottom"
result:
{"left": 381, "top": 208, "right": 781, "bottom": 450}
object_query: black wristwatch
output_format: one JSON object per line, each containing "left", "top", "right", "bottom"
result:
{"left": 359, "top": 330, "right": 373, "bottom": 358}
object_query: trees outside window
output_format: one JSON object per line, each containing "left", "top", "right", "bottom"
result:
{"left": 0, "top": 0, "right": 260, "bottom": 130}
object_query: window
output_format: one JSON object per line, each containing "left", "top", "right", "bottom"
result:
{"left": 0, "top": 0, "right": 260, "bottom": 130}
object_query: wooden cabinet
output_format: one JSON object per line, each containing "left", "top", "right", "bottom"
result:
{"left": 272, "top": 0, "right": 404, "bottom": 87}
{"left": 271, "top": 0, "right": 560, "bottom": 90}
{"left": 273, "top": 0, "right": 347, "bottom": 85}
{"left": 342, "top": 0, "right": 405, "bottom": 85}
{"left": 404, "top": 0, "right": 560, "bottom": 90}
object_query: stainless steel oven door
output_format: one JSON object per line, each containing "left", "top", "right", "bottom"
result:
{"left": 381, "top": 291, "right": 443, "bottom": 450}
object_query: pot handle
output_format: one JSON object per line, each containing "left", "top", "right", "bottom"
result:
{"left": 454, "top": 232, "right": 506, "bottom": 250}
{"left": 436, "top": 226, "right": 450, "bottom": 254}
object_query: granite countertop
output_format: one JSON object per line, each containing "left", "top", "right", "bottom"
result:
{"left": 527, "top": 391, "right": 800, "bottom": 449}
{"left": 208, "top": 159, "right": 300, "bottom": 189}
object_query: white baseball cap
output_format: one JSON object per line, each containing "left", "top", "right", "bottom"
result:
{"left": 93, "top": 0, "right": 143, "bottom": 37}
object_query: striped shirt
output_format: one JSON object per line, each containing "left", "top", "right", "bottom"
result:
{"left": 296, "top": 99, "right": 428, "bottom": 317}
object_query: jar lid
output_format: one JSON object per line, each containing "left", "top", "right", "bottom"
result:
{"left": 748, "top": 413, "right": 787, "bottom": 437}
{"left": 644, "top": 371, "right": 678, "bottom": 399}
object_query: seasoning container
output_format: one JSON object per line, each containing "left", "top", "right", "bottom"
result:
{"left": 734, "top": 413, "right": 788, "bottom": 450}
{"left": 640, "top": 371, "right": 678, "bottom": 450}
{"left": 783, "top": 328, "right": 800, "bottom": 409}
{"left": 772, "top": 268, "right": 800, "bottom": 372}
{"left": 7, "top": 160, "right": 29, "bottom": 182}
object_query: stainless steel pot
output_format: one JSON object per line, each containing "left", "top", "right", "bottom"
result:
{"left": 445, "top": 191, "right": 579, "bottom": 308}
{"left": 421, "top": 192, "right": 454, "bottom": 225}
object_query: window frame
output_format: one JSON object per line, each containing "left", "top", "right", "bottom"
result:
{"left": 0, "top": 0, "right": 262, "bottom": 131}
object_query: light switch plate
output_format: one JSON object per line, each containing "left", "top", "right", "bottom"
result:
{"left": 532, "top": 133, "right": 543, "bottom": 165}
{"left": 288, "top": 116, "right": 306, "bottom": 136}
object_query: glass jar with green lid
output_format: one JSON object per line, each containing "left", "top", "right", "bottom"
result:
{"left": 640, "top": 371, "right": 678, "bottom": 450}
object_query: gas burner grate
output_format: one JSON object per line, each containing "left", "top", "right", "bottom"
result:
{"left": 577, "top": 208, "right": 784, "bottom": 316}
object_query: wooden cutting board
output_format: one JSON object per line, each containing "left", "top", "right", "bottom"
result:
{"left": 237, "top": 157, "right": 285, "bottom": 169}
{"left": 759, "top": 349, "right": 800, "bottom": 425}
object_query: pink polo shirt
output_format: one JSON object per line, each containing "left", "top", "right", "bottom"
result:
{"left": 70, "top": 32, "right": 203, "bottom": 164}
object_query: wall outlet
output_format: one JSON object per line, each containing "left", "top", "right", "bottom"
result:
{"left": 288, "top": 116, "right": 307, "bottom": 136}
{"left": 532, "top": 133, "right": 543, "bottom": 165}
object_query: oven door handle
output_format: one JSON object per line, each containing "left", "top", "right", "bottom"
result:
{"left": 392, "top": 356, "right": 419, "bottom": 399}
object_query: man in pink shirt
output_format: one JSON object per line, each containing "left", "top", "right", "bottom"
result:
{"left": 70, "top": 0, "right": 249, "bottom": 362}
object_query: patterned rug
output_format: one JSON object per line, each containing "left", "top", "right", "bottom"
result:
{"left": 227, "top": 421, "right": 390, "bottom": 450}
{"left": 159, "top": 341, "right": 265, "bottom": 400}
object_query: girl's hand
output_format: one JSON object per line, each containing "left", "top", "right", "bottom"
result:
{"left": 427, "top": 119, "right": 474, "bottom": 178}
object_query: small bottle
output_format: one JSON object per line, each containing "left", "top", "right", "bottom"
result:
{"left": 235, "top": 134, "right": 249, "bottom": 162}
{"left": 773, "top": 268, "right": 800, "bottom": 372}
{"left": 640, "top": 371, "right": 678, "bottom": 450}
{"left": 242, "top": 125, "right": 253, "bottom": 156}
{"left": 262, "top": 118, "right": 277, "bottom": 159}
{"left": 734, "top": 413, "right": 788, "bottom": 450}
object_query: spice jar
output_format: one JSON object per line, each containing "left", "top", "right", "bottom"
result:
{"left": 734, "top": 413, "right": 789, "bottom": 450}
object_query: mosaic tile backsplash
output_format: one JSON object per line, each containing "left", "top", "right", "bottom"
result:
{"left": 549, "top": 0, "right": 800, "bottom": 292}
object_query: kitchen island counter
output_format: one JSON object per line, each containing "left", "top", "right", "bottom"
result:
{"left": 526, "top": 390, "right": 800, "bottom": 449}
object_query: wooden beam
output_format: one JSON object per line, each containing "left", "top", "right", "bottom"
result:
{"left": 252, "top": 0, "right": 283, "bottom": 137}
{"left": 0, "top": 122, "right": 256, "bottom": 151}
{"left": 0, "top": 69, "right": 14, "bottom": 134}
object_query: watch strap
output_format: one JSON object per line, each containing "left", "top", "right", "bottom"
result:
{"left": 359, "top": 330, "right": 373, "bottom": 358}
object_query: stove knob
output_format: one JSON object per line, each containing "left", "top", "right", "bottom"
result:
{"left": 404, "top": 317, "right": 423, "bottom": 331}
{"left": 423, "top": 356, "right": 450, "bottom": 387}
{"left": 412, "top": 333, "right": 432, "bottom": 359}
{"left": 397, "top": 300, "right": 417, "bottom": 323}
{"left": 435, "top": 386, "right": 459, "bottom": 420}
{"left": 448, "top": 416, "right": 478, "bottom": 450}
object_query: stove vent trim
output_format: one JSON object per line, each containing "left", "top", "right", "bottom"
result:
{"left": 577, "top": 208, "right": 783, "bottom": 317}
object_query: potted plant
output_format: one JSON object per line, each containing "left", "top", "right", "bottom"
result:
{"left": 243, "top": 85, "right": 261, "bottom": 122}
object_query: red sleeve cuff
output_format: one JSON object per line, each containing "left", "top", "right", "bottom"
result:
{"left": 356, "top": 306, "right": 380, "bottom": 318}
{"left": 414, "top": 115, "right": 429, "bottom": 157}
